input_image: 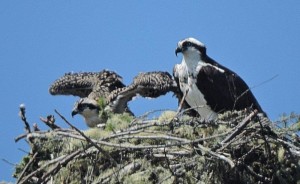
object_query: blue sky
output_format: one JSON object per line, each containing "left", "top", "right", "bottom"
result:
{"left": 0, "top": 1, "right": 299, "bottom": 181}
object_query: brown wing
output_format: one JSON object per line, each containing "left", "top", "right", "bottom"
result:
{"left": 49, "top": 70, "right": 125, "bottom": 101}
{"left": 107, "top": 71, "right": 178, "bottom": 114}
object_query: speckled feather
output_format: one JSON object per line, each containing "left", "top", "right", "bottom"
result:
{"left": 49, "top": 70, "right": 125, "bottom": 101}
{"left": 107, "top": 71, "right": 179, "bottom": 113}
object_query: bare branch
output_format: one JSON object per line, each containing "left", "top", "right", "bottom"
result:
{"left": 18, "top": 104, "right": 31, "bottom": 133}
{"left": 221, "top": 110, "right": 258, "bottom": 144}
{"left": 19, "top": 150, "right": 83, "bottom": 184}
{"left": 40, "top": 115, "right": 61, "bottom": 130}
{"left": 16, "top": 152, "right": 38, "bottom": 184}
{"left": 195, "top": 144, "right": 235, "bottom": 168}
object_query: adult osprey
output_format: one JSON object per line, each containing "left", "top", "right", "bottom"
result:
{"left": 174, "top": 37, "right": 265, "bottom": 121}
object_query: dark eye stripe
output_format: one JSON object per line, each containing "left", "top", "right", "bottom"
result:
{"left": 79, "top": 103, "right": 99, "bottom": 110}
{"left": 183, "top": 41, "right": 206, "bottom": 54}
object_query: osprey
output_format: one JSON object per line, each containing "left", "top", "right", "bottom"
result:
{"left": 50, "top": 70, "right": 177, "bottom": 127}
{"left": 174, "top": 37, "right": 265, "bottom": 121}
{"left": 49, "top": 70, "right": 130, "bottom": 127}
{"left": 71, "top": 98, "right": 107, "bottom": 128}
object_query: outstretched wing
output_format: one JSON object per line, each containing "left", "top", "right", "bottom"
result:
{"left": 107, "top": 71, "right": 178, "bottom": 114}
{"left": 49, "top": 70, "right": 125, "bottom": 100}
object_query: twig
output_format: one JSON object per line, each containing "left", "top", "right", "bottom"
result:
{"left": 257, "top": 116, "right": 272, "bottom": 156}
{"left": 18, "top": 148, "right": 30, "bottom": 154}
{"left": 158, "top": 175, "right": 173, "bottom": 184}
{"left": 116, "top": 162, "right": 141, "bottom": 180}
{"left": 236, "top": 74, "right": 278, "bottom": 103}
{"left": 40, "top": 115, "right": 61, "bottom": 130}
{"left": 15, "top": 134, "right": 28, "bottom": 142}
{"left": 238, "top": 145, "right": 261, "bottom": 163}
{"left": 19, "top": 150, "right": 83, "bottom": 184}
{"left": 216, "top": 129, "right": 248, "bottom": 152}
{"left": 164, "top": 146, "right": 176, "bottom": 177}
{"left": 195, "top": 144, "right": 235, "bottom": 168}
{"left": 20, "top": 147, "right": 100, "bottom": 184}
{"left": 135, "top": 109, "right": 171, "bottom": 120}
{"left": 2, "top": 158, "right": 16, "bottom": 166}
{"left": 177, "top": 88, "right": 189, "bottom": 113}
{"left": 55, "top": 110, "right": 118, "bottom": 164}
{"left": 93, "top": 162, "right": 142, "bottom": 184}
{"left": 221, "top": 110, "right": 258, "bottom": 144}
{"left": 102, "top": 129, "right": 144, "bottom": 140}
{"left": 26, "top": 128, "right": 229, "bottom": 150}
{"left": 118, "top": 135, "right": 189, "bottom": 142}
{"left": 19, "top": 104, "right": 31, "bottom": 133}
{"left": 16, "top": 152, "right": 38, "bottom": 184}
{"left": 243, "top": 164, "right": 271, "bottom": 182}
{"left": 54, "top": 109, "right": 120, "bottom": 181}
{"left": 276, "top": 138, "right": 300, "bottom": 156}
{"left": 39, "top": 149, "right": 82, "bottom": 182}
{"left": 32, "top": 123, "right": 40, "bottom": 131}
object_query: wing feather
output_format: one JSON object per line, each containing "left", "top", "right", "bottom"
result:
{"left": 49, "top": 70, "right": 125, "bottom": 100}
{"left": 197, "top": 57, "right": 264, "bottom": 114}
{"left": 108, "top": 71, "right": 178, "bottom": 114}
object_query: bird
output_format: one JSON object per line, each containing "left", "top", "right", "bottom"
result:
{"left": 50, "top": 70, "right": 178, "bottom": 127}
{"left": 174, "top": 37, "right": 265, "bottom": 121}
{"left": 49, "top": 70, "right": 130, "bottom": 127}
{"left": 106, "top": 71, "right": 178, "bottom": 113}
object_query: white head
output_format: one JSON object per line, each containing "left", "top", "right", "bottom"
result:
{"left": 175, "top": 37, "right": 206, "bottom": 59}
{"left": 72, "top": 98, "right": 103, "bottom": 127}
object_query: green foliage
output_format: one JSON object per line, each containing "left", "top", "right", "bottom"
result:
{"left": 14, "top": 110, "right": 300, "bottom": 183}
{"left": 105, "top": 113, "right": 133, "bottom": 131}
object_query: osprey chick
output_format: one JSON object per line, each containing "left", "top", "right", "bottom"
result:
{"left": 49, "top": 70, "right": 129, "bottom": 127}
{"left": 50, "top": 70, "right": 178, "bottom": 127}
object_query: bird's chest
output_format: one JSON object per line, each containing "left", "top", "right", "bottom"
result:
{"left": 177, "top": 69, "right": 197, "bottom": 94}
{"left": 177, "top": 67, "right": 190, "bottom": 92}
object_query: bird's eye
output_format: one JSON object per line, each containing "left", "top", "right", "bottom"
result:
{"left": 186, "top": 42, "right": 192, "bottom": 46}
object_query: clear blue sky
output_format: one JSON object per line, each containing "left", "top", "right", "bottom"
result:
{"left": 0, "top": 1, "right": 299, "bottom": 182}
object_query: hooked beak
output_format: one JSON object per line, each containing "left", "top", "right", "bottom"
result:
{"left": 71, "top": 109, "right": 79, "bottom": 117}
{"left": 175, "top": 46, "right": 182, "bottom": 57}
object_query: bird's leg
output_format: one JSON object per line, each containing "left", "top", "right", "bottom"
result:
{"left": 177, "top": 88, "right": 189, "bottom": 113}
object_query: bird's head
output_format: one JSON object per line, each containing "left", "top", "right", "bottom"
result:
{"left": 71, "top": 98, "right": 100, "bottom": 118}
{"left": 175, "top": 37, "right": 206, "bottom": 57}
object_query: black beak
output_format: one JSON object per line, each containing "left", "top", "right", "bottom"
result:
{"left": 175, "top": 47, "right": 182, "bottom": 57}
{"left": 71, "top": 109, "right": 78, "bottom": 117}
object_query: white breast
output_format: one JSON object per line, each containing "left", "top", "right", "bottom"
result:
{"left": 186, "top": 77, "right": 217, "bottom": 121}
{"left": 81, "top": 109, "right": 103, "bottom": 128}
{"left": 176, "top": 62, "right": 217, "bottom": 121}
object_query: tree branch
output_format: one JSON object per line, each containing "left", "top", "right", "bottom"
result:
{"left": 221, "top": 110, "right": 258, "bottom": 144}
{"left": 18, "top": 104, "right": 31, "bottom": 133}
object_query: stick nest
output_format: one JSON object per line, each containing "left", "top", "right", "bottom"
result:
{"left": 14, "top": 107, "right": 300, "bottom": 184}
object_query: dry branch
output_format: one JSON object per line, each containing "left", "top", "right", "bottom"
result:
{"left": 18, "top": 104, "right": 31, "bottom": 133}
{"left": 221, "top": 109, "right": 258, "bottom": 144}
{"left": 14, "top": 108, "right": 300, "bottom": 183}
{"left": 54, "top": 109, "right": 119, "bottom": 167}
{"left": 40, "top": 115, "right": 60, "bottom": 130}
{"left": 16, "top": 152, "right": 38, "bottom": 184}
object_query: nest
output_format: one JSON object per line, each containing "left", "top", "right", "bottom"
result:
{"left": 14, "top": 106, "right": 300, "bottom": 184}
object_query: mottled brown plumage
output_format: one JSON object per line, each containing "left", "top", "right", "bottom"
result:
{"left": 106, "top": 71, "right": 179, "bottom": 113}
{"left": 49, "top": 70, "right": 125, "bottom": 102}
{"left": 49, "top": 70, "right": 179, "bottom": 127}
